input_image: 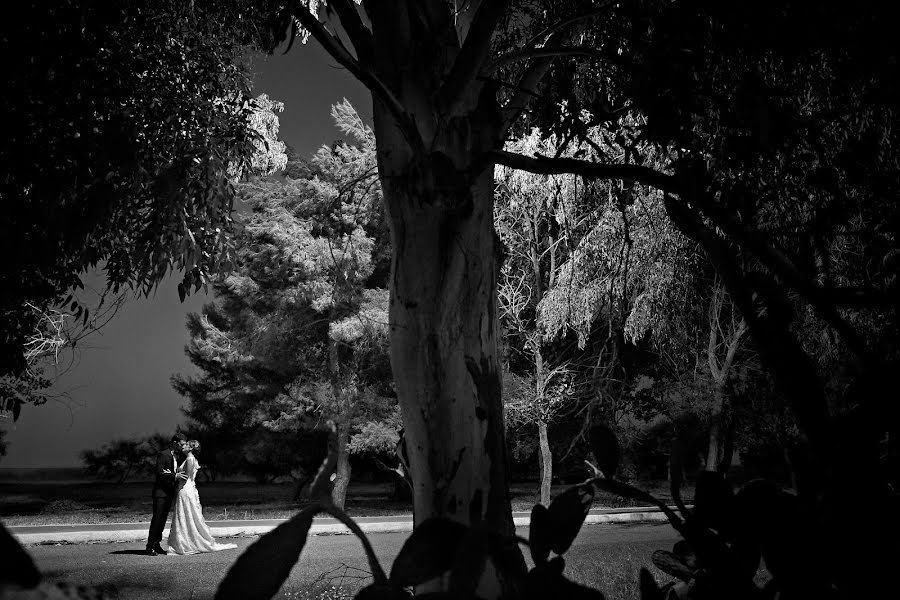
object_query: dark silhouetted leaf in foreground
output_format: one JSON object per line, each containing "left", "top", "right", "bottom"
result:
{"left": 638, "top": 567, "right": 663, "bottom": 600}
{"left": 529, "top": 503, "right": 551, "bottom": 565}
{"left": 214, "top": 504, "right": 319, "bottom": 600}
{"left": 692, "top": 471, "right": 733, "bottom": 532}
{"left": 547, "top": 483, "right": 594, "bottom": 555}
{"left": 524, "top": 562, "right": 605, "bottom": 600}
{"left": 651, "top": 550, "right": 694, "bottom": 581}
{"left": 0, "top": 523, "right": 41, "bottom": 588}
{"left": 390, "top": 518, "right": 469, "bottom": 587}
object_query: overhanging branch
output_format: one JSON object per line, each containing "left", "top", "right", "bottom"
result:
{"left": 328, "top": 0, "right": 373, "bottom": 62}
{"left": 438, "top": 0, "right": 510, "bottom": 113}
{"left": 498, "top": 30, "right": 582, "bottom": 138}
{"left": 486, "top": 46, "right": 620, "bottom": 74}
{"left": 488, "top": 149, "right": 679, "bottom": 193}
{"left": 291, "top": 4, "right": 424, "bottom": 155}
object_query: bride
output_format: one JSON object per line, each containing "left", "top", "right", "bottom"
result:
{"left": 167, "top": 439, "right": 237, "bottom": 555}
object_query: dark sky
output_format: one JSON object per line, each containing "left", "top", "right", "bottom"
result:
{"left": 3, "top": 40, "right": 369, "bottom": 468}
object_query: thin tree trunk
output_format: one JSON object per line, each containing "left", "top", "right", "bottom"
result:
{"left": 705, "top": 282, "right": 746, "bottom": 473}
{"left": 705, "top": 388, "right": 725, "bottom": 472}
{"left": 332, "top": 421, "right": 351, "bottom": 510}
{"left": 718, "top": 411, "right": 735, "bottom": 474}
{"left": 538, "top": 420, "right": 552, "bottom": 506}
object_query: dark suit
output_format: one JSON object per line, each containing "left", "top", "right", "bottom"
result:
{"left": 146, "top": 449, "right": 179, "bottom": 548}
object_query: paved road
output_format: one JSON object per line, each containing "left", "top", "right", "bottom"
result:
{"left": 27, "top": 523, "right": 679, "bottom": 599}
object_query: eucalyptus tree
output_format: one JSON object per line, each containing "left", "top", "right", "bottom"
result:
{"left": 255, "top": 6, "right": 896, "bottom": 564}
{"left": 10, "top": 2, "right": 899, "bottom": 595}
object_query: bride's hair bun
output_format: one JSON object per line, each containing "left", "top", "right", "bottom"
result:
{"left": 188, "top": 439, "right": 201, "bottom": 453}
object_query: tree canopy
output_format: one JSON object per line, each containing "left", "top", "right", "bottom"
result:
{"left": 173, "top": 101, "right": 395, "bottom": 506}
{"left": 1, "top": 0, "right": 284, "bottom": 377}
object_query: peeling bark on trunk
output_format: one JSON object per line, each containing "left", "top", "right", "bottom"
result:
{"left": 538, "top": 420, "right": 552, "bottom": 506}
{"left": 361, "top": 6, "right": 526, "bottom": 592}
{"left": 384, "top": 168, "right": 515, "bottom": 534}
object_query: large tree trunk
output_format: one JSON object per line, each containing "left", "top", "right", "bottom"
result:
{"left": 332, "top": 421, "right": 351, "bottom": 510}
{"left": 538, "top": 420, "right": 552, "bottom": 506}
{"left": 363, "top": 6, "right": 525, "bottom": 593}
{"left": 384, "top": 166, "right": 514, "bottom": 532}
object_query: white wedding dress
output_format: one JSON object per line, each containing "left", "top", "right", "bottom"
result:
{"left": 167, "top": 453, "right": 237, "bottom": 555}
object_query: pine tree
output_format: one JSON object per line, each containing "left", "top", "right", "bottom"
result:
{"left": 173, "top": 101, "right": 394, "bottom": 507}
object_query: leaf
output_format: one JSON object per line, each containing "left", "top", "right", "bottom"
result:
{"left": 529, "top": 504, "right": 551, "bottom": 565}
{"left": 389, "top": 518, "right": 469, "bottom": 588}
{"left": 651, "top": 550, "right": 694, "bottom": 582}
{"left": 547, "top": 483, "right": 594, "bottom": 555}
{"left": 214, "top": 503, "right": 319, "bottom": 600}
{"left": 12, "top": 401, "right": 21, "bottom": 422}
{"left": 638, "top": 567, "right": 663, "bottom": 600}
{"left": 671, "top": 540, "right": 698, "bottom": 570}
{"left": 588, "top": 424, "right": 619, "bottom": 480}
{"left": 692, "top": 471, "right": 733, "bottom": 532}
{"left": 449, "top": 527, "right": 489, "bottom": 598}
{"left": 0, "top": 522, "right": 41, "bottom": 588}
{"left": 732, "top": 480, "right": 810, "bottom": 586}
{"left": 524, "top": 563, "right": 606, "bottom": 600}
{"left": 177, "top": 282, "right": 186, "bottom": 302}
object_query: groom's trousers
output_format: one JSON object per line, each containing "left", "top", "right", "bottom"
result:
{"left": 147, "top": 494, "right": 174, "bottom": 547}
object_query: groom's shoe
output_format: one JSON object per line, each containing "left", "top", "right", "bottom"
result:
{"left": 145, "top": 545, "right": 158, "bottom": 556}
{"left": 152, "top": 544, "right": 167, "bottom": 555}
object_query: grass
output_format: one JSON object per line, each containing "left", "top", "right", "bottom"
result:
{"left": 269, "top": 542, "right": 711, "bottom": 600}
{"left": 1, "top": 478, "right": 699, "bottom": 527}
{"left": 271, "top": 539, "right": 773, "bottom": 600}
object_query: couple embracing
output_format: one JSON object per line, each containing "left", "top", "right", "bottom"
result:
{"left": 145, "top": 433, "right": 236, "bottom": 556}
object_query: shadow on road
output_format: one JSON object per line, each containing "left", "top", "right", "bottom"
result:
{"left": 109, "top": 549, "right": 150, "bottom": 556}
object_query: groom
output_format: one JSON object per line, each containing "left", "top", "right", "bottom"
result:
{"left": 146, "top": 433, "right": 188, "bottom": 556}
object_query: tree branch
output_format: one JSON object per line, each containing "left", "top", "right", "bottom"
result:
{"left": 522, "top": 8, "right": 611, "bottom": 50}
{"left": 487, "top": 150, "right": 679, "bottom": 193}
{"left": 291, "top": 4, "right": 424, "bottom": 155}
{"left": 486, "top": 46, "right": 620, "bottom": 74}
{"left": 328, "top": 0, "right": 373, "bottom": 63}
{"left": 688, "top": 190, "right": 877, "bottom": 364}
{"left": 499, "top": 31, "right": 565, "bottom": 138}
{"left": 438, "top": 0, "right": 509, "bottom": 113}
